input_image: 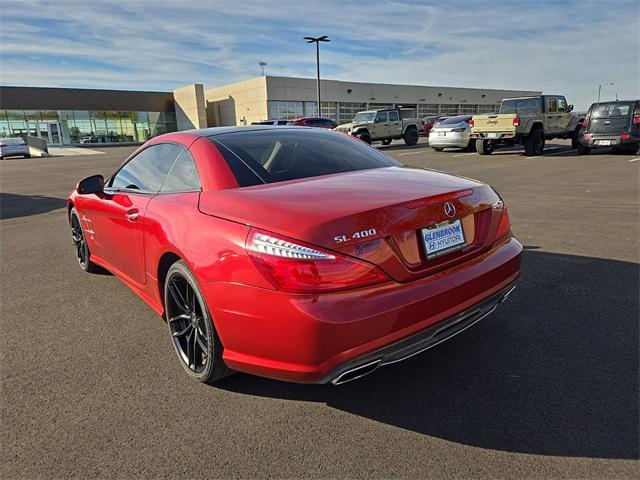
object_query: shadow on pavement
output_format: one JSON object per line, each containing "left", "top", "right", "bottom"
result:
{"left": 219, "top": 248, "right": 639, "bottom": 460}
{"left": 0, "top": 192, "right": 67, "bottom": 219}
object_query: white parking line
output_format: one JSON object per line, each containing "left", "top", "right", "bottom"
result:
{"left": 526, "top": 148, "right": 574, "bottom": 159}
{"left": 629, "top": 157, "right": 640, "bottom": 162}
{"left": 396, "top": 150, "right": 426, "bottom": 156}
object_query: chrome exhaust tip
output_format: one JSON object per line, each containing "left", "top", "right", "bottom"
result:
{"left": 331, "top": 359, "right": 382, "bottom": 385}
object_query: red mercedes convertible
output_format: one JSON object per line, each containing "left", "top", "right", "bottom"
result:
{"left": 68, "top": 127, "right": 521, "bottom": 385}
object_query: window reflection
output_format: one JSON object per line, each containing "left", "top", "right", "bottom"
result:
{"left": 0, "top": 109, "right": 177, "bottom": 144}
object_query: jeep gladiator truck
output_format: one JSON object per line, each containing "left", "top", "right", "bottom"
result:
{"left": 470, "top": 95, "right": 584, "bottom": 156}
{"left": 336, "top": 108, "right": 421, "bottom": 146}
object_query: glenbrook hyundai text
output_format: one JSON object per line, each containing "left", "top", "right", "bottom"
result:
{"left": 67, "top": 127, "right": 522, "bottom": 385}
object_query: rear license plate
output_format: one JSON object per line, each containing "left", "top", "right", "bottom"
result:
{"left": 421, "top": 219, "right": 466, "bottom": 259}
{"left": 437, "top": 132, "right": 446, "bottom": 136}
{"left": 595, "top": 139, "right": 611, "bottom": 146}
{"left": 487, "top": 132, "right": 498, "bottom": 138}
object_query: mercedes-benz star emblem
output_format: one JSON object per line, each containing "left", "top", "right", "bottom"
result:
{"left": 444, "top": 201, "right": 456, "bottom": 218}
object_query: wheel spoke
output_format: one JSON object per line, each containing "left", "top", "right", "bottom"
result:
{"left": 196, "top": 332, "right": 208, "bottom": 354}
{"left": 168, "top": 280, "right": 190, "bottom": 312}
{"left": 169, "top": 313, "right": 190, "bottom": 323}
{"left": 172, "top": 325, "right": 191, "bottom": 337}
{"left": 186, "top": 328, "right": 195, "bottom": 369}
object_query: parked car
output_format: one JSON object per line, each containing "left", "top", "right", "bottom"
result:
{"left": 428, "top": 115, "right": 474, "bottom": 151}
{"left": 470, "top": 95, "right": 583, "bottom": 156}
{"left": 0, "top": 137, "right": 30, "bottom": 159}
{"left": 68, "top": 126, "right": 521, "bottom": 385}
{"left": 251, "top": 119, "right": 288, "bottom": 126}
{"left": 287, "top": 117, "right": 337, "bottom": 129}
{"left": 335, "top": 108, "right": 421, "bottom": 146}
{"left": 420, "top": 116, "right": 444, "bottom": 136}
{"left": 576, "top": 100, "right": 640, "bottom": 155}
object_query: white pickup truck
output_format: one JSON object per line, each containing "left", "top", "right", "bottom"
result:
{"left": 470, "top": 95, "right": 584, "bottom": 156}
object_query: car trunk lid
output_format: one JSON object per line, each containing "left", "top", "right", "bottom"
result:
{"left": 199, "top": 167, "right": 506, "bottom": 282}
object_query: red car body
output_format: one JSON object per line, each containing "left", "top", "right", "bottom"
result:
{"left": 68, "top": 127, "right": 521, "bottom": 384}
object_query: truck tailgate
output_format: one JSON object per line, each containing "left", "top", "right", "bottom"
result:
{"left": 472, "top": 114, "right": 517, "bottom": 133}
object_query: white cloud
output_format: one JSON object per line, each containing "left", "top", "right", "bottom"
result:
{"left": 0, "top": 0, "right": 638, "bottom": 109}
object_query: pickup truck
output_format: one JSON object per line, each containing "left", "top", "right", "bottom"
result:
{"left": 470, "top": 95, "right": 584, "bottom": 156}
{"left": 336, "top": 108, "right": 421, "bottom": 146}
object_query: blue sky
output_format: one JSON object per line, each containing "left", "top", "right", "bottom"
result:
{"left": 1, "top": 0, "right": 638, "bottom": 109}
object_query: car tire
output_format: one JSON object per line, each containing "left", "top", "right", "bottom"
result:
{"left": 576, "top": 142, "right": 590, "bottom": 155}
{"left": 356, "top": 131, "right": 371, "bottom": 144}
{"left": 524, "top": 129, "right": 545, "bottom": 156}
{"left": 165, "top": 260, "right": 233, "bottom": 385}
{"left": 432, "top": 147, "right": 444, "bottom": 152}
{"left": 69, "top": 207, "right": 100, "bottom": 273}
{"left": 381, "top": 139, "right": 392, "bottom": 146}
{"left": 403, "top": 127, "right": 419, "bottom": 146}
{"left": 475, "top": 139, "right": 494, "bottom": 155}
{"left": 24, "top": 154, "right": 31, "bottom": 158}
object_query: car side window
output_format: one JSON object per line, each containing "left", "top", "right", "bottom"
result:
{"left": 388, "top": 111, "right": 399, "bottom": 122}
{"left": 547, "top": 97, "right": 558, "bottom": 113}
{"left": 375, "top": 112, "right": 388, "bottom": 123}
{"left": 110, "top": 143, "right": 182, "bottom": 193}
{"left": 557, "top": 97, "right": 567, "bottom": 112}
{"left": 160, "top": 149, "right": 201, "bottom": 193}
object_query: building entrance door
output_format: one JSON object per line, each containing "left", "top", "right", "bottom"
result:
{"left": 47, "top": 122, "right": 62, "bottom": 144}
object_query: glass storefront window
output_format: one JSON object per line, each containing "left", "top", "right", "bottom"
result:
{"left": 338, "top": 102, "right": 367, "bottom": 124}
{"left": 268, "top": 101, "right": 304, "bottom": 120}
{"left": 0, "top": 110, "right": 176, "bottom": 144}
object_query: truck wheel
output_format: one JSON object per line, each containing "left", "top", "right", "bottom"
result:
{"left": 381, "top": 139, "right": 392, "bottom": 146}
{"left": 357, "top": 131, "right": 371, "bottom": 144}
{"left": 403, "top": 127, "right": 419, "bottom": 146}
{"left": 476, "top": 139, "right": 494, "bottom": 155}
{"left": 524, "top": 129, "right": 545, "bottom": 156}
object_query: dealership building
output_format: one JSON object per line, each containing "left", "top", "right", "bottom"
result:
{"left": 0, "top": 76, "right": 540, "bottom": 145}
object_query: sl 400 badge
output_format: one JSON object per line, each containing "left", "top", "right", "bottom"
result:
{"left": 334, "top": 228, "right": 377, "bottom": 243}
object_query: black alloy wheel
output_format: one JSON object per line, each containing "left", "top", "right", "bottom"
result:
{"left": 70, "top": 208, "right": 99, "bottom": 272}
{"left": 164, "top": 261, "right": 231, "bottom": 384}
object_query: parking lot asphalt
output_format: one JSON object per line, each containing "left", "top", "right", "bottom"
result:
{"left": 1, "top": 140, "right": 638, "bottom": 479}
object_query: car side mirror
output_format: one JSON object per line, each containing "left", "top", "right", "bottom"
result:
{"left": 77, "top": 174, "right": 104, "bottom": 194}
{"left": 568, "top": 104, "right": 574, "bottom": 112}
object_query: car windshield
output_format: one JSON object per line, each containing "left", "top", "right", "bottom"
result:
{"left": 591, "top": 103, "right": 633, "bottom": 118}
{"left": 352, "top": 112, "right": 375, "bottom": 123}
{"left": 209, "top": 128, "right": 400, "bottom": 187}
{"left": 438, "top": 115, "right": 472, "bottom": 125}
{"left": 1, "top": 138, "right": 25, "bottom": 145}
{"left": 500, "top": 98, "right": 542, "bottom": 114}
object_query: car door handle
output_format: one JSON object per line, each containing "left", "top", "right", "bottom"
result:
{"left": 125, "top": 209, "right": 139, "bottom": 222}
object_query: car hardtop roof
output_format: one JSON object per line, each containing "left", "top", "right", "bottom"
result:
{"left": 184, "top": 125, "right": 325, "bottom": 137}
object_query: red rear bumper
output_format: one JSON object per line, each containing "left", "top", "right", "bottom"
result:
{"left": 201, "top": 236, "right": 522, "bottom": 383}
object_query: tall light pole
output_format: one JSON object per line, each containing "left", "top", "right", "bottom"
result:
{"left": 597, "top": 82, "right": 614, "bottom": 104}
{"left": 304, "top": 35, "right": 330, "bottom": 116}
{"left": 259, "top": 61, "right": 267, "bottom": 76}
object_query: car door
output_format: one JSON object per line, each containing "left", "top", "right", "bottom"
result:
{"left": 388, "top": 110, "right": 402, "bottom": 137}
{"left": 90, "top": 143, "right": 182, "bottom": 285}
{"left": 545, "top": 96, "right": 559, "bottom": 134}
{"left": 373, "top": 111, "right": 389, "bottom": 138}
{"left": 555, "top": 96, "right": 571, "bottom": 133}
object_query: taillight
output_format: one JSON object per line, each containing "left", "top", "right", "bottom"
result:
{"left": 246, "top": 229, "right": 388, "bottom": 293}
{"left": 495, "top": 208, "right": 511, "bottom": 240}
{"left": 512, "top": 117, "right": 520, "bottom": 126}
{"left": 468, "top": 119, "right": 475, "bottom": 127}
{"left": 620, "top": 133, "right": 631, "bottom": 140}
{"left": 633, "top": 116, "right": 640, "bottom": 124}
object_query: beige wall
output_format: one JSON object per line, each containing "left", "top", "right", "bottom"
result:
{"left": 265, "top": 76, "right": 540, "bottom": 106}
{"left": 173, "top": 84, "right": 208, "bottom": 130}
{"left": 205, "top": 77, "right": 268, "bottom": 126}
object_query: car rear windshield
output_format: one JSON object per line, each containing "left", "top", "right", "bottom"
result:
{"left": 209, "top": 128, "right": 400, "bottom": 187}
{"left": 591, "top": 102, "right": 634, "bottom": 118}
{"left": 1, "top": 138, "right": 26, "bottom": 145}
{"left": 500, "top": 98, "right": 542, "bottom": 114}
{"left": 438, "top": 115, "right": 472, "bottom": 125}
